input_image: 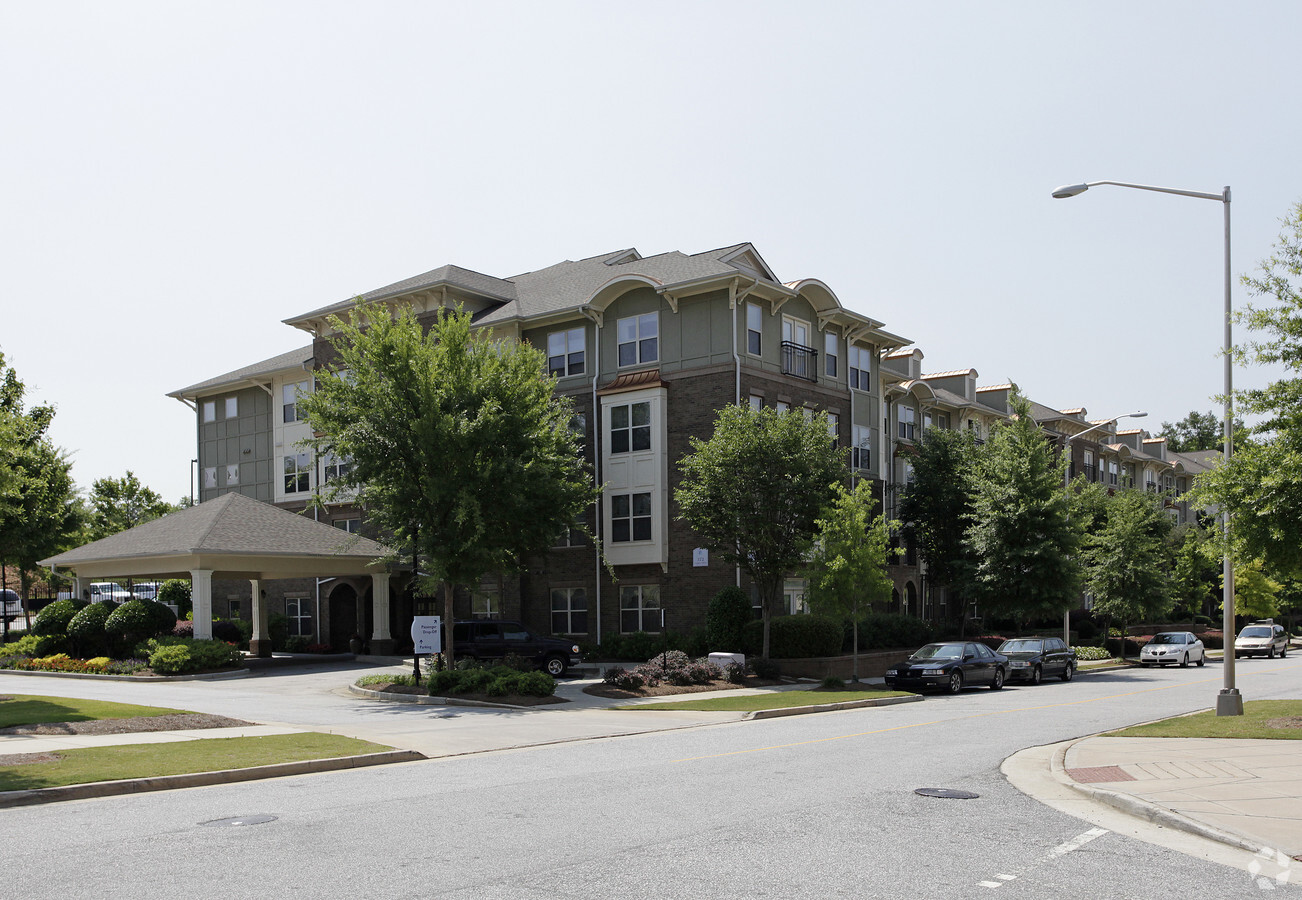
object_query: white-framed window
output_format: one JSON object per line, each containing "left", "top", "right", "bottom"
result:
{"left": 611, "top": 492, "right": 652, "bottom": 543}
{"left": 617, "top": 312, "right": 658, "bottom": 367}
{"left": 784, "top": 578, "right": 808, "bottom": 615}
{"left": 228, "top": 598, "right": 243, "bottom": 619}
{"left": 852, "top": 425, "right": 871, "bottom": 470}
{"left": 547, "top": 327, "right": 585, "bottom": 377}
{"left": 471, "top": 587, "right": 500, "bottom": 619}
{"left": 333, "top": 518, "right": 361, "bottom": 533}
{"left": 553, "top": 514, "right": 586, "bottom": 548}
{"left": 824, "top": 331, "right": 838, "bottom": 378}
{"left": 967, "top": 419, "right": 981, "bottom": 439}
{"left": 748, "top": 394, "right": 763, "bottom": 411}
{"left": 202, "top": 400, "right": 216, "bottom": 423}
{"left": 609, "top": 401, "right": 651, "bottom": 454}
{"left": 225, "top": 464, "right": 239, "bottom": 486}
{"left": 323, "top": 454, "right": 352, "bottom": 483}
{"left": 283, "top": 452, "right": 312, "bottom": 494}
{"left": 827, "top": 412, "right": 839, "bottom": 446}
{"left": 898, "top": 406, "right": 916, "bottom": 440}
{"left": 551, "top": 587, "right": 588, "bottom": 634}
{"left": 620, "top": 584, "right": 661, "bottom": 633}
{"left": 224, "top": 396, "right": 238, "bottom": 419}
{"left": 285, "top": 596, "right": 314, "bottom": 638}
{"left": 848, "top": 345, "right": 871, "bottom": 391}
{"left": 283, "top": 381, "right": 309, "bottom": 424}
{"left": 1109, "top": 460, "right": 1119, "bottom": 485}
{"left": 746, "top": 302, "right": 762, "bottom": 356}
{"left": 933, "top": 412, "right": 950, "bottom": 430}
{"left": 775, "top": 400, "right": 791, "bottom": 413}
{"left": 203, "top": 467, "right": 217, "bottom": 489}
{"left": 781, "top": 315, "right": 812, "bottom": 379}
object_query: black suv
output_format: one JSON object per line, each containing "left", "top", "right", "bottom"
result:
{"left": 450, "top": 620, "right": 582, "bottom": 677}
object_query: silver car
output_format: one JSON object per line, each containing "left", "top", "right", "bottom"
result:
{"left": 1139, "top": 632, "right": 1206, "bottom": 668}
{"left": 1234, "top": 622, "right": 1289, "bottom": 659}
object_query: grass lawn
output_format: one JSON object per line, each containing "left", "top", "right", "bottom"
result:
{"left": 0, "top": 694, "right": 193, "bottom": 728}
{"left": 617, "top": 688, "right": 912, "bottom": 712}
{"left": 1107, "top": 699, "right": 1302, "bottom": 740}
{"left": 0, "top": 733, "right": 394, "bottom": 791}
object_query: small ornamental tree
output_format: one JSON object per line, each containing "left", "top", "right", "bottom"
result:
{"left": 1083, "top": 489, "right": 1175, "bottom": 657}
{"left": 676, "top": 404, "right": 845, "bottom": 660}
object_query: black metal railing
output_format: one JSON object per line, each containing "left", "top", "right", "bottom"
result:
{"left": 781, "top": 341, "right": 818, "bottom": 381}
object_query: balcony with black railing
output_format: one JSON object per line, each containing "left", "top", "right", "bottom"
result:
{"left": 781, "top": 341, "right": 818, "bottom": 382}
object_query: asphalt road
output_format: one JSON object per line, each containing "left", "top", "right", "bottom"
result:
{"left": 5, "top": 657, "right": 1302, "bottom": 899}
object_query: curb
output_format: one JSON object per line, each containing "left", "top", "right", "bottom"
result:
{"left": 747, "top": 693, "right": 923, "bottom": 719}
{"left": 1050, "top": 739, "right": 1263, "bottom": 853}
{"left": 0, "top": 667, "right": 251, "bottom": 682}
{"left": 347, "top": 682, "right": 541, "bottom": 710}
{"left": 0, "top": 749, "right": 425, "bottom": 809}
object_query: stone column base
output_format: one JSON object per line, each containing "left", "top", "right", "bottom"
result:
{"left": 249, "top": 639, "right": 273, "bottom": 658}
{"left": 368, "top": 638, "right": 394, "bottom": 656}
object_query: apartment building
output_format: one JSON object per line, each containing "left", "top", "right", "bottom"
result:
{"left": 171, "top": 244, "right": 910, "bottom": 650}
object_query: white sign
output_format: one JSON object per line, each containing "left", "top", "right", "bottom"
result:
{"left": 693, "top": 548, "right": 709, "bottom": 567}
{"left": 410, "top": 616, "right": 442, "bottom": 654}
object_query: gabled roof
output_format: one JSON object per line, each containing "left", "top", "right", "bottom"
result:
{"left": 169, "top": 345, "right": 314, "bottom": 399}
{"left": 42, "top": 492, "right": 393, "bottom": 580}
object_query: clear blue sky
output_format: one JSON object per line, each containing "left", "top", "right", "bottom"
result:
{"left": 3, "top": 0, "right": 1299, "bottom": 503}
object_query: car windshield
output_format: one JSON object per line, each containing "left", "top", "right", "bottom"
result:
{"left": 1149, "top": 634, "right": 1183, "bottom": 644}
{"left": 1000, "top": 640, "right": 1041, "bottom": 653}
{"left": 1239, "top": 626, "right": 1272, "bottom": 638}
{"left": 911, "top": 643, "right": 964, "bottom": 660}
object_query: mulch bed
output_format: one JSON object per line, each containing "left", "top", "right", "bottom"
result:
{"left": 583, "top": 675, "right": 783, "bottom": 700}
{"left": 0, "top": 713, "right": 251, "bottom": 736}
{"left": 1266, "top": 716, "right": 1302, "bottom": 730}
{"left": 365, "top": 682, "right": 565, "bottom": 707}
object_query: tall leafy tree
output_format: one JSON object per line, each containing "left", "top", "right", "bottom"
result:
{"left": 1083, "top": 489, "right": 1175, "bottom": 654}
{"left": 676, "top": 404, "right": 845, "bottom": 660}
{"left": 85, "top": 470, "right": 175, "bottom": 542}
{"left": 964, "top": 393, "right": 1078, "bottom": 626}
{"left": 1169, "top": 525, "right": 1220, "bottom": 619}
{"left": 899, "top": 427, "right": 979, "bottom": 615}
{"left": 1227, "top": 558, "right": 1280, "bottom": 621}
{"left": 803, "top": 481, "right": 895, "bottom": 680}
{"left": 297, "top": 304, "right": 597, "bottom": 663}
{"left": 1158, "top": 410, "right": 1242, "bottom": 453}
{"left": 1195, "top": 200, "right": 1302, "bottom": 578}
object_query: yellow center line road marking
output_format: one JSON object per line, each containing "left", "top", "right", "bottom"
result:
{"left": 672, "top": 667, "right": 1285, "bottom": 763}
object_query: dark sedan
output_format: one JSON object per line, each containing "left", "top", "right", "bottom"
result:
{"left": 996, "top": 637, "right": 1077, "bottom": 685}
{"left": 883, "top": 641, "right": 1007, "bottom": 694}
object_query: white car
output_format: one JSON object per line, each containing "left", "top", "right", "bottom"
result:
{"left": 1139, "top": 632, "right": 1206, "bottom": 668}
{"left": 88, "top": 582, "right": 134, "bottom": 602}
{"left": 1234, "top": 622, "right": 1289, "bottom": 659}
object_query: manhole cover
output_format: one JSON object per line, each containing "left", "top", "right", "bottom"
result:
{"left": 914, "top": 788, "right": 980, "bottom": 800}
{"left": 201, "top": 815, "right": 277, "bottom": 827}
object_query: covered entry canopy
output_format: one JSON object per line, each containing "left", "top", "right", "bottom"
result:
{"left": 42, "top": 492, "right": 399, "bottom": 654}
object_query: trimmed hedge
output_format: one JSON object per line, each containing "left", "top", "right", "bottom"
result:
{"left": 428, "top": 665, "right": 556, "bottom": 698}
{"left": 32, "top": 598, "right": 88, "bottom": 636}
{"left": 742, "top": 614, "right": 843, "bottom": 658}
{"left": 849, "top": 613, "right": 937, "bottom": 652}
{"left": 707, "top": 587, "right": 753, "bottom": 652}
{"left": 66, "top": 601, "right": 116, "bottom": 657}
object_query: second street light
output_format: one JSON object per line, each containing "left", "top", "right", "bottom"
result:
{"left": 1051, "top": 179, "right": 1241, "bottom": 716}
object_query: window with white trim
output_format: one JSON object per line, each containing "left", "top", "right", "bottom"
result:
{"left": 784, "top": 578, "right": 808, "bottom": 615}
{"left": 203, "top": 467, "right": 217, "bottom": 489}
{"left": 333, "top": 518, "right": 361, "bottom": 533}
{"left": 471, "top": 587, "right": 500, "bottom": 619}
{"left": 746, "top": 302, "right": 762, "bottom": 356}
{"left": 617, "top": 312, "right": 658, "bottom": 366}
{"left": 852, "top": 425, "right": 871, "bottom": 470}
{"left": 611, "top": 492, "right": 652, "bottom": 543}
{"left": 848, "top": 345, "right": 871, "bottom": 391}
{"left": 547, "top": 327, "right": 585, "bottom": 377}
{"left": 609, "top": 401, "right": 651, "bottom": 454}
{"left": 748, "top": 394, "right": 763, "bottom": 411}
{"left": 620, "top": 584, "right": 661, "bottom": 633}
{"left": 285, "top": 596, "right": 314, "bottom": 638}
{"left": 323, "top": 454, "right": 352, "bottom": 483}
{"left": 898, "top": 405, "right": 916, "bottom": 440}
{"left": 824, "top": 332, "right": 838, "bottom": 377}
{"left": 224, "top": 396, "right": 238, "bottom": 419}
{"left": 553, "top": 513, "right": 586, "bottom": 548}
{"left": 283, "top": 452, "right": 312, "bottom": 494}
{"left": 283, "top": 381, "right": 309, "bottom": 424}
{"left": 225, "top": 464, "right": 239, "bottom": 486}
{"left": 774, "top": 400, "right": 791, "bottom": 413}
{"left": 827, "top": 412, "right": 839, "bottom": 446}
{"left": 202, "top": 400, "right": 216, "bottom": 423}
{"left": 551, "top": 588, "right": 588, "bottom": 634}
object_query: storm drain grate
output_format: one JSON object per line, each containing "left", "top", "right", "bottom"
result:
{"left": 201, "top": 815, "right": 277, "bottom": 827}
{"left": 914, "top": 788, "right": 980, "bottom": 800}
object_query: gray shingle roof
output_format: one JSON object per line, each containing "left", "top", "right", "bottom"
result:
{"left": 43, "top": 492, "right": 391, "bottom": 568}
{"left": 169, "top": 345, "right": 315, "bottom": 398}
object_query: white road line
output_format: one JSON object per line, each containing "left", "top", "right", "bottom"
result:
{"left": 979, "top": 827, "right": 1109, "bottom": 888}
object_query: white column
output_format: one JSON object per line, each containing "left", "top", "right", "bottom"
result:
{"left": 73, "top": 576, "right": 85, "bottom": 601}
{"left": 190, "top": 569, "right": 214, "bottom": 640}
{"left": 370, "top": 573, "right": 391, "bottom": 642}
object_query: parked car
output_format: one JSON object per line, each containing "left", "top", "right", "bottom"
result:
{"left": 130, "top": 582, "right": 163, "bottom": 601}
{"left": 883, "top": 641, "right": 1007, "bottom": 694}
{"left": 88, "top": 582, "right": 133, "bottom": 602}
{"left": 1, "top": 588, "right": 21, "bottom": 622}
{"left": 996, "top": 637, "right": 1077, "bottom": 684}
{"left": 1234, "top": 622, "right": 1289, "bottom": 659}
{"left": 449, "top": 620, "right": 582, "bottom": 677}
{"left": 1139, "top": 632, "right": 1206, "bottom": 667}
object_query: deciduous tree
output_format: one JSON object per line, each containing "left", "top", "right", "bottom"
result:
{"left": 85, "top": 471, "right": 174, "bottom": 542}
{"left": 1083, "top": 489, "right": 1175, "bottom": 653}
{"left": 899, "top": 427, "right": 979, "bottom": 618}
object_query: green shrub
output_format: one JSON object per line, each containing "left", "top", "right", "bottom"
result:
{"left": 66, "top": 601, "right": 116, "bottom": 657}
{"left": 751, "top": 658, "right": 781, "bottom": 680}
{"left": 707, "top": 587, "right": 753, "bottom": 652}
{"left": 268, "top": 612, "right": 289, "bottom": 651}
{"left": 105, "top": 599, "right": 167, "bottom": 646}
{"left": 212, "top": 620, "right": 243, "bottom": 644}
{"left": 148, "top": 644, "right": 194, "bottom": 675}
{"left": 426, "top": 666, "right": 556, "bottom": 697}
{"left": 286, "top": 635, "right": 310, "bottom": 653}
{"left": 142, "top": 637, "right": 242, "bottom": 673}
{"left": 157, "top": 579, "right": 192, "bottom": 618}
{"left": 821, "top": 676, "right": 845, "bottom": 690}
{"left": 32, "top": 598, "right": 88, "bottom": 636}
{"left": 2, "top": 632, "right": 61, "bottom": 658}
{"left": 851, "top": 613, "right": 936, "bottom": 651}
{"left": 146, "top": 599, "right": 178, "bottom": 635}
{"left": 741, "top": 614, "right": 843, "bottom": 658}
{"left": 600, "top": 631, "right": 664, "bottom": 661}
{"left": 1074, "top": 645, "right": 1111, "bottom": 661}
{"left": 682, "top": 626, "right": 712, "bottom": 659}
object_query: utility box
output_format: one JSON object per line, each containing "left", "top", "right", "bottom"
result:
{"left": 709, "top": 652, "right": 745, "bottom": 669}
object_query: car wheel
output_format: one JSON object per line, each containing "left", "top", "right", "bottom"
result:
{"left": 1196, "top": 654, "right": 1205, "bottom": 667}
{"left": 1029, "top": 665, "right": 1042, "bottom": 686}
{"left": 544, "top": 656, "right": 567, "bottom": 677}
{"left": 989, "top": 667, "right": 1004, "bottom": 690}
{"left": 1180, "top": 653, "right": 1189, "bottom": 668}
{"left": 1282, "top": 646, "right": 1288, "bottom": 658}
{"left": 1060, "top": 662, "right": 1074, "bottom": 682}
{"left": 1268, "top": 646, "right": 1276, "bottom": 659}
{"left": 1234, "top": 651, "right": 1241, "bottom": 659}
{"left": 947, "top": 670, "right": 963, "bottom": 694}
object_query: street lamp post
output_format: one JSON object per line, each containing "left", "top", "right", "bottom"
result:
{"left": 1052, "top": 179, "right": 1241, "bottom": 716}
{"left": 1061, "top": 412, "right": 1146, "bottom": 645}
